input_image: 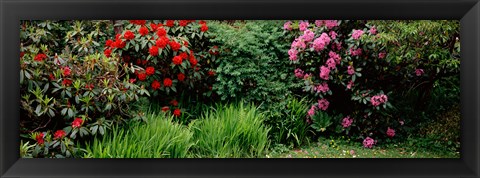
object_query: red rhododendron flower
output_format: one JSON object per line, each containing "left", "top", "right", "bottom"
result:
{"left": 156, "top": 27, "right": 167, "bottom": 37}
{"left": 114, "top": 39, "right": 126, "bottom": 49}
{"left": 169, "top": 41, "right": 181, "bottom": 51}
{"left": 156, "top": 36, "right": 169, "bottom": 48}
{"left": 179, "top": 20, "right": 189, "bottom": 27}
{"left": 209, "top": 46, "right": 219, "bottom": 55}
{"left": 36, "top": 133, "right": 44, "bottom": 145}
{"left": 49, "top": 73, "right": 55, "bottom": 81}
{"left": 53, "top": 130, "right": 66, "bottom": 140}
{"left": 189, "top": 56, "right": 198, "bottom": 66}
{"left": 34, "top": 53, "right": 47, "bottom": 62}
{"left": 20, "top": 52, "right": 25, "bottom": 58}
{"left": 62, "top": 79, "right": 72, "bottom": 86}
{"left": 149, "top": 46, "right": 159, "bottom": 56}
{"left": 166, "top": 20, "right": 175, "bottom": 27}
{"left": 207, "top": 70, "right": 215, "bottom": 76}
{"left": 163, "top": 78, "right": 173, "bottom": 87}
{"left": 172, "top": 55, "right": 183, "bottom": 65}
{"left": 104, "top": 48, "right": 112, "bottom": 57}
{"left": 85, "top": 83, "right": 94, "bottom": 90}
{"left": 129, "top": 78, "right": 136, "bottom": 83}
{"left": 139, "top": 26, "right": 149, "bottom": 36}
{"left": 146, "top": 66, "right": 155, "bottom": 76}
{"left": 200, "top": 24, "right": 208, "bottom": 32}
{"left": 170, "top": 100, "right": 179, "bottom": 106}
{"left": 72, "top": 118, "right": 83, "bottom": 128}
{"left": 173, "top": 109, "right": 181, "bottom": 117}
{"left": 137, "top": 72, "right": 147, "bottom": 81}
{"left": 183, "top": 41, "right": 189, "bottom": 47}
{"left": 105, "top": 39, "right": 114, "bottom": 47}
{"left": 199, "top": 20, "right": 207, "bottom": 25}
{"left": 179, "top": 52, "right": 188, "bottom": 59}
{"left": 62, "top": 66, "right": 71, "bottom": 76}
{"left": 150, "top": 23, "right": 158, "bottom": 31}
{"left": 123, "top": 30, "right": 135, "bottom": 40}
{"left": 161, "top": 106, "right": 170, "bottom": 112}
{"left": 129, "top": 20, "right": 146, "bottom": 25}
{"left": 177, "top": 73, "right": 185, "bottom": 81}
{"left": 151, "top": 80, "right": 161, "bottom": 90}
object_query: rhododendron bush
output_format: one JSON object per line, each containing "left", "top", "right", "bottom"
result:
{"left": 284, "top": 20, "right": 460, "bottom": 146}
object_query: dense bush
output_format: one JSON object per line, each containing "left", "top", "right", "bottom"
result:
{"left": 20, "top": 20, "right": 148, "bottom": 157}
{"left": 283, "top": 20, "right": 460, "bottom": 146}
{"left": 189, "top": 103, "right": 270, "bottom": 158}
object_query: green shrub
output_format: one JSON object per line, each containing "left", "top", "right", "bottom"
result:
{"left": 189, "top": 102, "right": 270, "bottom": 158}
{"left": 269, "top": 97, "right": 311, "bottom": 147}
{"left": 84, "top": 112, "right": 193, "bottom": 158}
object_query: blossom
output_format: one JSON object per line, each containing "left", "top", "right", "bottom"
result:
{"left": 49, "top": 73, "right": 55, "bottom": 81}
{"left": 34, "top": 53, "right": 47, "bottom": 62}
{"left": 104, "top": 48, "right": 112, "bottom": 57}
{"left": 370, "top": 94, "right": 388, "bottom": 107}
{"left": 156, "top": 27, "right": 167, "bottom": 37}
{"left": 156, "top": 36, "right": 169, "bottom": 48}
{"left": 179, "top": 20, "right": 189, "bottom": 27}
{"left": 173, "top": 109, "right": 181, "bottom": 117}
{"left": 169, "top": 41, "right": 181, "bottom": 51}
{"left": 399, "top": 120, "right": 405, "bottom": 126}
{"left": 163, "top": 78, "right": 173, "bottom": 87}
{"left": 415, "top": 69, "right": 424, "bottom": 76}
{"left": 352, "top": 29, "right": 364, "bottom": 40}
{"left": 137, "top": 72, "right": 147, "bottom": 81}
{"left": 315, "top": 82, "right": 329, "bottom": 93}
{"left": 308, "top": 105, "right": 316, "bottom": 116}
{"left": 177, "top": 73, "right": 186, "bottom": 81}
{"left": 200, "top": 24, "right": 209, "bottom": 32}
{"left": 303, "top": 73, "right": 312, "bottom": 79}
{"left": 288, "top": 48, "right": 298, "bottom": 61}
{"left": 35, "top": 133, "right": 44, "bottom": 145}
{"left": 317, "top": 99, "right": 329, "bottom": 110}
{"left": 342, "top": 116, "right": 353, "bottom": 128}
{"left": 312, "top": 33, "right": 331, "bottom": 52}
{"left": 378, "top": 52, "right": 386, "bottom": 59}
{"left": 149, "top": 46, "right": 159, "bottom": 56}
{"left": 363, "top": 137, "right": 375, "bottom": 148}
{"left": 146, "top": 66, "right": 155, "bottom": 76}
{"left": 350, "top": 48, "right": 362, "bottom": 56}
{"left": 329, "top": 51, "right": 341, "bottom": 64}
{"left": 72, "top": 118, "right": 83, "bottom": 128}
{"left": 208, "top": 70, "right": 216, "bottom": 76}
{"left": 299, "top": 21, "right": 309, "bottom": 31}
{"left": 53, "top": 130, "right": 66, "bottom": 140}
{"left": 294, "top": 68, "right": 304, "bottom": 79}
{"left": 172, "top": 55, "right": 183, "bottom": 65}
{"left": 283, "top": 21, "right": 293, "bottom": 31}
{"left": 161, "top": 106, "right": 170, "bottom": 112}
{"left": 386, "top": 127, "right": 395, "bottom": 138}
{"left": 291, "top": 38, "right": 306, "bottom": 49}
{"left": 105, "top": 39, "right": 114, "bottom": 47}
{"left": 326, "top": 58, "right": 336, "bottom": 69}
{"left": 151, "top": 80, "right": 161, "bottom": 90}
{"left": 165, "top": 20, "right": 175, "bottom": 27}
{"left": 369, "top": 26, "right": 377, "bottom": 35}
{"left": 170, "top": 100, "right": 179, "bottom": 106}
{"left": 324, "top": 20, "right": 338, "bottom": 29}
{"left": 139, "top": 26, "right": 149, "bottom": 36}
{"left": 347, "top": 80, "right": 354, "bottom": 90}
{"left": 85, "top": 83, "right": 94, "bottom": 90}
{"left": 129, "top": 78, "right": 136, "bottom": 83}
{"left": 314, "top": 20, "right": 324, "bottom": 27}
{"left": 179, "top": 52, "right": 188, "bottom": 59}
{"left": 301, "top": 30, "right": 315, "bottom": 42}
{"left": 319, "top": 66, "right": 330, "bottom": 80}
{"left": 62, "top": 79, "right": 72, "bottom": 86}
{"left": 123, "top": 30, "right": 135, "bottom": 40}
{"left": 113, "top": 39, "right": 126, "bottom": 49}
{"left": 129, "top": 20, "right": 146, "bottom": 25}
{"left": 198, "top": 20, "right": 207, "bottom": 25}
{"left": 347, "top": 66, "right": 355, "bottom": 75}
{"left": 329, "top": 31, "right": 337, "bottom": 40}
{"left": 62, "top": 66, "right": 71, "bottom": 76}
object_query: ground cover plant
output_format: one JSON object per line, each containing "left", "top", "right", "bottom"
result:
{"left": 19, "top": 20, "right": 460, "bottom": 158}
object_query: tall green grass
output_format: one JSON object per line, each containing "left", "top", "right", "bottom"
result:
{"left": 189, "top": 103, "right": 271, "bottom": 158}
{"left": 84, "top": 113, "right": 193, "bottom": 158}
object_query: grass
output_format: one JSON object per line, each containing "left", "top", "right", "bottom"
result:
{"left": 267, "top": 137, "right": 460, "bottom": 158}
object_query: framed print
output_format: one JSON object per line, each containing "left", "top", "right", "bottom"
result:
{"left": 1, "top": 0, "right": 479, "bottom": 177}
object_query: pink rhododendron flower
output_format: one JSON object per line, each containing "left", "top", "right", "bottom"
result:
{"left": 317, "top": 98, "right": 329, "bottom": 110}
{"left": 352, "top": 29, "right": 364, "bottom": 40}
{"left": 326, "top": 58, "right": 337, "bottom": 69}
{"left": 288, "top": 48, "right": 298, "bottom": 61}
{"left": 363, "top": 137, "right": 376, "bottom": 148}
{"left": 308, "top": 105, "right": 317, "bottom": 116}
{"left": 325, "top": 20, "right": 338, "bottom": 29}
{"left": 347, "top": 80, "right": 354, "bottom": 90}
{"left": 283, "top": 21, "right": 293, "bottom": 31}
{"left": 370, "top": 94, "right": 388, "bottom": 107}
{"left": 294, "top": 68, "right": 305, "bottom": 79}
{"left": 369, "top": 26, "right": 377, "bottom": 35}
{"left": 378, "top": 52, "right": 386, "bottom": 59}
{"left": 415, "top": 69, "right": 424, "bottom": 76}
{"left": 347, "top": 66, "right": 355, "bottom": 75}
{"left": 315, "top": 82, "right": 330, "bottom": 93}
{"left": 303, "top": 73, "right": 312, "bottom": 79}
{"left": 328, "top": 51, "right": 341, "bottom": 64}
{"left": 299, "top": 21, "right": 309, "bottom": 31}
{"left": 315, "top": 20, "right": 324, "bottom": 27}
{"left": 386, "top": 127, "right": 395, "bottom": 138}
{"left": 350, "top": 48, "right": 362, "bottom": 56}
{"left": 399, "top": 120, "right": 405, "bottom": 125}
{"left": 350, "top": 150, "right": 355, "bottom": 155}
{"left": 329, "top": 31, "right": 338, "bottom": 40}
{"left": 301, "top": 30, "right": 315, "bottom": 42}
{"left": 312, "top": 33, "right": 331, "bottom": 51}
{"left": 319, "top": 66, "right": 330, "bottom": 80}
{"left": 342, "top": 116, "right": 353, "bottom": 128}
{"left": 291, "top": 38, "right": 307, "bottom": 49}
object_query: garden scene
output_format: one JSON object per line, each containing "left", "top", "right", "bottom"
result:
{"left": 19, "top": 20, "right": 460, "bottom": 158}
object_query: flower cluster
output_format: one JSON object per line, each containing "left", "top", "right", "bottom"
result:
{"left": 363, "top": 137, "right": 376, "bottom": 148}
{"left": 370, "top": 94, "right": 388, "bottom": 107}
{"left": 342, "top": 116, "right": 353, "bottom": 128}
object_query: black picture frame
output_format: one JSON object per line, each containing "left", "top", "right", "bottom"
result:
{"left": 1, "top": 0, "right": 479, "bottom": 177}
